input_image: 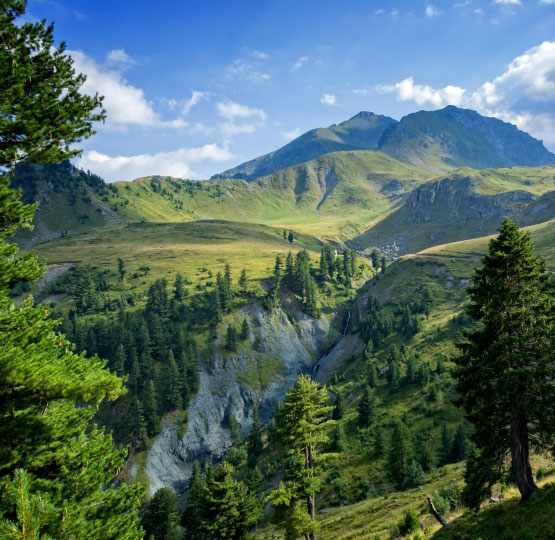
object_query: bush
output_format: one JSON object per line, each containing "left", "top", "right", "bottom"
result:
{"left": 225, "top": 445, "right": 247, "bottom": 466}
{"left": 399, "top": 508, "right": 420, "bottom": 536}
{"left": 437, "top": 481, "right": 463, "bottom": 511}
{"left": 431, "top": 494, "right": 449, "bottom": 516}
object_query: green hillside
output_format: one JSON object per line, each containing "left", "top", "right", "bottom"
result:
{"left": 352, "top": 166, "right": 555, "bottom": 256}
{"left": 103, "top": 150, "right": 433, "bottom": 237}
{"left": 377, "top": 106, "right": 555, "bottom": 172}
{"left": 212, "top": 111, "right": 397, "bottom": 181}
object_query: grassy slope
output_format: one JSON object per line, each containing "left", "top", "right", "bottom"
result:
{"left": 33, "top": 220, "right": 324, "bottom": 296}
{"left": 252, "top": 220, "right": 555, "bottom": 539}
{"left": 352, "top": 167, "right": 555, "bottom": 255}
{"left": 103, "top": 151, "right": 433, "bottom": 238}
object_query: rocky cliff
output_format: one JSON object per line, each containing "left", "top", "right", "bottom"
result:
{"left": 143, "top": 304, "right": 332, "bottom": 495}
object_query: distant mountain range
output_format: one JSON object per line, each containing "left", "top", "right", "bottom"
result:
{"left": 214, "top": 106, "right": 555, "bottom": 181}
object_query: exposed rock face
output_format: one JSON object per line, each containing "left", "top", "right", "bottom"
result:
{"left": 351, "top": 175, "right": 537, "bottom": 256}
{"left": 144, "top": 305, "right": 331, "bottom": 495}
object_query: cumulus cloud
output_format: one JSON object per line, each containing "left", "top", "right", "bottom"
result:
{"left": 320, "top": 93, "right": 337, "bottom": 105}
{"left": 281, "top": 127, "right": 303, "bottom": 141}
{"left": 77, "top": 143, "right": 234, "bottom": 182}
{"left": 425, "top": 4, "right": 440, "bottom": 16}
{"left": 71, "top": 50, "right": 184, "bottom": 129}
{"left": 293, "top": 56, "right": 309, "bottom": 70}
{"left": 251, "top": 50, "right": 269, "bottom": 59}
{"left": 493, "top": 0, "right": 521, "bottom": 4}
{"left": 378, "top": 40, "right": 555, "bottom": 148}
{"left": 379, "top": 77, "right": 465, "bottom": 107}
{"left": 106, "top": 48, "right": 135, "bottom": 66}
{"left": 216, "top": 100, "right": 266, "bottom": 135}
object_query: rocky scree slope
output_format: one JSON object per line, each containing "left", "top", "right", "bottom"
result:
{"left": 212, "top": 111, "right": 397, "bottom": 181}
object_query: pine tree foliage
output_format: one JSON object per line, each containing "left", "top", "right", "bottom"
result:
{"left": 456, "top": 218, "right": 555, "bottom": 507}
{"left": 141, "top": 488, "right": 180, "bottom": 540}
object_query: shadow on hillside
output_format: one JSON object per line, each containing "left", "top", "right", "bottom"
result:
{"left": 430, "top": 483, "right": 555, "bottom": 540}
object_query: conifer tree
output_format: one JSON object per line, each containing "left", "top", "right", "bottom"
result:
{"left": 332, "top": 392, "right": 345, "bottom": 420}
{"left": 0, "top": 3, "right": 143, "bottom": 537}
{"left": 284, "top": 251, "right": 294, "bottom": 288}
{"left": 141, "top": 490, "right": 180, "bottom": 540}
{"left": 451, "top": 423, "right": 468, "bottom": 463}
{"left": 225, "top": 324, "right": 238, "bottom": 352}
{"left": 238, "top": 268, "right": 248, "bottom": 295}
{"left": 357, "top": 386, "right": 379, "bottom": 427}
{"left": 143, "top": 379, "right": 159, "bottom": 436}
{"left": 181, "top": 461, "right": 206, "bottom": 538}
{"left": 456, "top": 218, "right": 555, "bottom": 505}
{"left": 268, "top": 375, "right": 335, "bottom": 540}
{"left": 172, "top": 272, "right": 186, "bottom": 304}
{"left": 247, "top": 406, "right": 264, "bottom": 459}
{"left": 386, "top": 420, "right": 411, "bottom": 489}
{"left": 166, "top": 349, "right": 182, "bottom": 410}
{"left": 113, "top": 343, "right": 126, "bottom": 377}
{"left": 240, "top": 317, "right": 250, "bottom": 340}
{"left": 439, "top": 423, "right": 453, "bottom": 466}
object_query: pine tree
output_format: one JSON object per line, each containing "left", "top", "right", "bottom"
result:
{"left": 129, "top": 396, "right": 147, "bottom": 451}
{"left": 247, "top": 406, "right": 263, "bottom": 459}
{"left": 181, "top": 461, "right": 206, "bottom": 537}
{"left": 267, "top": 375, "right": 335, "bottom": 540}
{"left": 240, "top": 318, "right": 250, "bottom": 340}
{"left": 370, "top": 249, "right": 380, "bottom": 271}
{"left": 0, "top": 4, "right": 143, "bottom": 537}
{"left": 117, "top": 257, "right": 126, "bottom": 281}
{"left": 141, "top": 488, "right": 180, "bottom": 540}
{"left": 451, "top": 423, "right": 468, "bottom": 463}
{"left": 332, "top": 392, "right": 345, "bottom": 420}
{"left": 284, "top": 251, "right": 294, "bottom": 288}
{"left": 439, "top": 423, "right": 453, "bottom": 466}
{"left": 166, "top": 350, "right": 182, "bottom": 411}
{"left": 238, "top": 268, "right": 248, "bottom": 295}
{"left": 455, "top": 218, "right": 555, "bottom": 506}
{"left": 113, "top": 343, "right": 126, "bottom": 377}
{"left": 172, "top": 272, "right": 186, "bottom": 304}
{"left": 357, "top": 386, "right": 379, "bottom": 427}
{"left": 386, "top": 420, "right": 411, "bottom": 489}
{"left": 288, "top": 231, "right": 294, "bottom": 243}
{"left": 225, "top": 325, "right": 238, "bottom": 352}
{"left": 143, "top": 379, "right": 159, "bottom": 436}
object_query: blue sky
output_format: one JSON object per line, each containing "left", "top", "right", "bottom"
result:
{"left": 25, "top": 0, "right": 555, "bottom": 181}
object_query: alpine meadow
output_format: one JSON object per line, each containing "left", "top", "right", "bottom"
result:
{"left": 1, "top": 1, "right": 555, "bottom": 540}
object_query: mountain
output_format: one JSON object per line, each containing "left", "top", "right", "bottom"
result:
{"left": 211, "top": 111, "right": 397, "bottom": 181}
{"left": 377, "top": 105, "right": 555, "bottom": 172}
{"left": 9, "top": 161, "right": 121, "bottom": 248}
{"left": 351, "top": 166, "right": 555, "bottom": 256}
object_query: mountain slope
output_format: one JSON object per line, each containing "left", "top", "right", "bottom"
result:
{"left": 10, "top": 161, "right": 121, "bottom": 248}
{"left": 212, "top": 112, "right": 397, "bottom": 181}
{"left": 377, "top": 105, "right": 555, "bottom": 172}
{"left": 351, "top": 166, "right": 555, "bottom": 256}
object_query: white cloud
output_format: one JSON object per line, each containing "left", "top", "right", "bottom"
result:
{"left": 539, "top": 0, "right": 555, "bottom": 4}
{"left": 181, "top": 90, "right": 209, "bottom": 115}
{"left": 71, "top": 50, "right": 183, "bottom": 128}
{"left": 474, "top": 8, "right": 484, "bottom": 14}
{"left": 425, "top": 4, "right": 440, "bottom": 17}
{"left": 320, "top": 93, "right": 337, "bottom": 105}
{"left": 391, "top": 9, "right": 399, "bottom": 16}
{"left": 293, "top": 56, "right": 309, "bottom": 70}
{"left": 216, "top": 100, "right": 266, "bottom": 135}
{"left": 225, "top": 58, "right": 271, "bottom": 84}
{"left": 379, "top": 77, "right": 466, "bottom": 107}
{"left": 374, "top": 8, "right": 385, "bottom": 14}
{"left": 106, "top": 48, "right": 134, "bottom": 66}
{"left": 378, "top": 40, "right": 555, "bottom": 148}
{"left": 493, "top": 0, "right": 521, "bottom": 4}
{"left": 353, "top": 88, "right": 370, "bottom": 95}
{"left": 251, "top": 50, "right": 269, "bottom": 59}
{"left": 77, "top": 143, "right": 234, "bottom": 182}
{"left": 281, "top": 127, "right": 303, "bottom": 141}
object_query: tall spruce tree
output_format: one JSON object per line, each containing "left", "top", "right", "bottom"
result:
{"left": 456, "top": 218, "right": 555, "bottom": 506}
{"left": 267, "top": 375, "right": 335, "bottom": 540}
{"left": 141, "top": 488, "right": 180, "bottom": 540}
{"left": 0, "top": 2, "right": 143, "bottom": 537}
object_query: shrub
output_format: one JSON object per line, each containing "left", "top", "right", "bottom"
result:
{"left": 399, "top": 508, "right": 420, "bottom": 536}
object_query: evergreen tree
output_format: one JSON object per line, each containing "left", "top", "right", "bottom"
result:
{"left": 113, "top": 343, "right": 126, "bottom": 377}
{"left": 129, "top": 396, "right": 148, "bottom": 450}
{"left": 267, "top": 375, "right": 335, "bottom": 540}
{"left": 141, "top": 488, "right": 180, "bottom": 540}
{"left": 181, "top": 461, "right": 206, "bottom": 538}
{"left": 117, "top": 257, "right": 126, "bottom": 281}
{"left": 221, "top": 264, "right": 234, "bottom": 313}
{"left": 439, "top": 424, "right": 453, "bottom": 467}
{"left": 288, "top": 231, "right": 294, "bottom": 243}
{"left": 172, "top": 272, "right": 186, "bottom": 304}
{"left": 284, "top": 251, "right": 294, "bottom": 288}
{"left": 451, "top": 424, "right": 468, "bottom": 463}
{"left": 330, "top": 423, "right": 346, "bottom": 453}
{"left": 403, "top": 459, "right": 426, "bottom": 489}
{"left": 332, "top": 392, "right": 345, "bottom": 420}
{"left": 386, "top": 420, "right": 411, "bottom": 489}
{"left": 247, "top": 406, "right": 264, "bottom": 459}
{"left": 238, "top": 268, "right": 248, "bottom": 295}
{"left": 370, "top": 249, "right": 379, "bottom": 271}
{"left": 357, "top": 386, "right": 379, "bottom": 427}
{"left": 380, "top": 256, "right": 387, "bottom": 274}
{"left": 143, "top": 379, "right": 159, "bottom": 436}
{"left": 240, "top": 318, "right": 250, "bottom": 340}
{"left": 0, "top": 3, "right": 143, "bottom": 537}
{"left": 166, "top": 350, "right": 182, "bottom": 411}
{"left": 225, "top": 325, "right": 238, "bottom": 352}
{"left": 455, "top": 218, "right": 555, "bottom": 505}
{"left": 283, "top": 229, "right": 287, "bottom": 240}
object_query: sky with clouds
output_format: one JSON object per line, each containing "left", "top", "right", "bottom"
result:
{"left": 24, "top": 0, "right": 555, "bottom": 181}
